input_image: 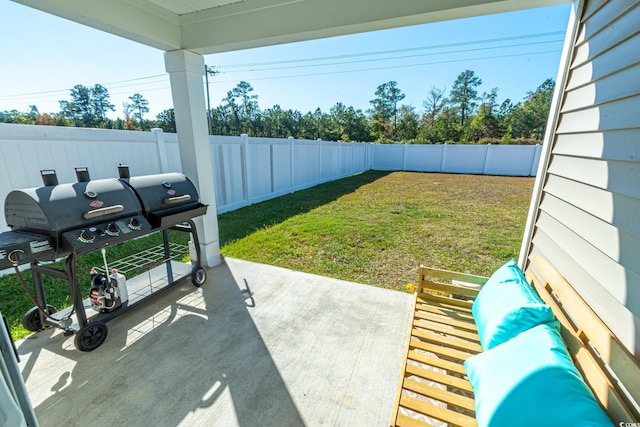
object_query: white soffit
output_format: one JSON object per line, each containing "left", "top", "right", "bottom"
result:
{"left": 148, "top": 0, "right": 245, "bottom": 15}
{"left": 12, "top": 0, "right": 569, "bottom": 54}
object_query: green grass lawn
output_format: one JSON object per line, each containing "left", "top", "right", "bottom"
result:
{"left": 1, "top": 170, "right": 534, "bottom": 340}
{"left": 219, "top": 170, "right": 534, "bottom": 288}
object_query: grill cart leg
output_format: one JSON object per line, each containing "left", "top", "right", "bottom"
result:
{"left": 66, "top": 254, "right": 87, "bottom": 328}
{"left": 162, "top": 229, "right": 174, "bottom": 283}
{"left": 187, "top": 219, "right": 206, "bottom": 287}
{"left": 20, "top": 261, "right": 61, "bottom": 332}
{"left": 66, "top": 252, "right": 111, "bottom": 351}
{"left": 171, "top": 220, "right": 207, "bottom": 287}
{"left": 21, "top": 261, "right": 53, "bottom": 332}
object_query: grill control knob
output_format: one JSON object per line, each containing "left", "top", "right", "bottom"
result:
{"left": 8, "top": 249, "right": 26, "bottom": 264}
{"left": 128, "top": 218, "right": 141, "bottom": 230}
{"left": 78, "top": 229, "right": 95, "bottom": 244}
{"left": 105, "top": 223, "right": 120, "bottom": 236}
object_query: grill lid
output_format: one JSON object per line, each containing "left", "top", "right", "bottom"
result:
{"left": 123, "top": 172, "right": 207, "bottom": 227}
{"left": 5, "top": 178, "right": 143, "bottom": 236}
{"left": 124, "top": 173, "right": 198, "bottom": 211}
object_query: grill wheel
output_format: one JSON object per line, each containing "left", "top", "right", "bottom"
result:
{"left": 75, "top": 321, "right": 108, "bottom": 351}
{"left": 192, "top": 267, "right": 206, "bottom": 287}
{"left": 22, "top": 305, "right": 57, "bottom": 332}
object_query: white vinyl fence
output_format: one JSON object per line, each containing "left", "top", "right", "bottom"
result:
{"left": 372, "top": 143, "right": 542, "bottom": 176}
{"left": 0, "top": 123, "right": 540, "bottom": 233}
{"left": 181, "top": 134, "right": 374, "bottom": 213}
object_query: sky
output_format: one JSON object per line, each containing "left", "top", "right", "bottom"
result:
{"left": 0, "top": 1, "right": 572, "bottom": 120}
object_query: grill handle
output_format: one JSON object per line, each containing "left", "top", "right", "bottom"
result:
{"left": 83, "top": 205, "right": 124, "bottom": 220}
{"left": 163, "top": 195, "right": 191, "bottom": 204}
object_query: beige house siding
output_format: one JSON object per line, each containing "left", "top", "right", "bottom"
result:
{"left": 524, "top": 0, "right": 640, "bottom": 356}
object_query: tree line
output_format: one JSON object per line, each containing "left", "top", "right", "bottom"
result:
{"left": 0, "top": 69, "right": 554, "bottom": 144}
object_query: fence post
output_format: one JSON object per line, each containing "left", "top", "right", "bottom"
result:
{"left": 351, "top": 143, "right": 355, "bottom": 174}
{"left": 317, "top": 138, "right": 322, "bottom": 184}
{"left": 369, "top": 143, "right": 374, "bottom": 170}
{"left": 241, "top": 133, "right": 250, "bottom": 205}
{"left": 482, "top": 143, "right": 491, "bottom": 175}
{"left": 371, "top": 143, "right": 376, "bottom": 171}
{"left": 530, "top": 144, "right": 542, "bottom": 176}
{"left": 338, "top": 140, "right": 343, "bottom": 178}
{"left": 152, "top": 128, "right": 170, "bottom": 173}
{"left": 289, "top": 136, "right": 295, "bottom": 193}
{"left": 403, "top": 143, "right": 408, "bottom": 171}
{"left": 215, "top": 141, "right": 228, "bottom": 211}
{"left": 440, "top": 143, "right": 447, "bottom": 173}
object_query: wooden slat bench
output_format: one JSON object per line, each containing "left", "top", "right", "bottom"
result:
{"left": 390, "top": 255, "right": 640, "bottom": 427}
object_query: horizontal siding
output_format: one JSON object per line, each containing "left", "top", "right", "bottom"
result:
{"left": 544, "top": 174, "right": 640, "bottom": 237}
{"left": 526, "top": 0, "right": 640, "bottom": 358}
{"left": 571, "top": 0, "right": 639, "bottom": 68}
{"left": 556, "top": 93, "right": 640, "bottom": 133}
{"left": 579, "top": 0, "right": 608, "bottom": 22}
{"left": 547, "top": 155, "right": 640, "bottom": 198}
{"left": 567, "top": 31, "right": 640, "bottom": 91}
{"left": 553, "top": 129, "right": 640, "bottom": 161}
{"left": 562, "top": 62, "right": 640, "bottom": 112}
{"left": 539, "top": 194, "right": 640, "bottom": 287}
{"left": 529, "top": 231, "right": 640, "bottom": 355}
{"left": 535, "top": 211, "right": 639, "bottom": 315}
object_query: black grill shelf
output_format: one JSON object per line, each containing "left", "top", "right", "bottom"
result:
{"left": 25, "top": 218, "right": 205, "bottom": 351}
{"left": 94, "top": 242, "right": 189, "bottom": 277}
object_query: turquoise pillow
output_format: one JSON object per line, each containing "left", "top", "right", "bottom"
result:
{"left": 472, "top": 259, "right": 555, "bottom": 350}
{"left": 464, "top": 322, "right": 613, "bottom": 427}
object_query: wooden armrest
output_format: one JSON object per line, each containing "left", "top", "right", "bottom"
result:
{"left": 419, "top": 266, "right": 489, "bottom": 286}
{"left": 418, "top": 266, "right": 489, "bottom": 300}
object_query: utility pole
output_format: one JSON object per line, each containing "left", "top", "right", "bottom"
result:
{"left": 204, "top": 65, "right": 218, "bottom": 135}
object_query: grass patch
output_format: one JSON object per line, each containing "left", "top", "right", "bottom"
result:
{"left": 220, "top": 171, "right": 534, "bottom": 288}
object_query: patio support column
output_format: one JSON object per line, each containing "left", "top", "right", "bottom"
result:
{"left": 165, "top": 49, "right": 221, "bottom": 267}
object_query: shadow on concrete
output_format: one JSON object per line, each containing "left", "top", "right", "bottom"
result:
{"left": 218, "top": 170, "right": 391, "bottom": 245}
{"left": 17, "top": 262, "right": 305, "bottom": 426}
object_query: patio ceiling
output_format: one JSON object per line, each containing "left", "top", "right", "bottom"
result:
{"left": 13, "top": 0, "right": 567, "bottom": 54}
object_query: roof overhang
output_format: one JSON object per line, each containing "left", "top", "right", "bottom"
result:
{"left": 13, "top": 0, "right": 568, "bottom": 54}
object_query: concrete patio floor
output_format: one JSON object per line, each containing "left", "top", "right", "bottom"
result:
{"left": 16, "top": 257, "right": 413, "bottom": 427}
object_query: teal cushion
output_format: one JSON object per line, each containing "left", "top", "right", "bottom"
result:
{"left": 472, "top": 259, "right": 555, "bottom": 350}
{"left": 464, "top": 322, "right": 613, "bottom": 427}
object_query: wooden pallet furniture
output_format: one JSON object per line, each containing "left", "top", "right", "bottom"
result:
{"left": 390, "top": 255, "right": 640, "bottom": 427}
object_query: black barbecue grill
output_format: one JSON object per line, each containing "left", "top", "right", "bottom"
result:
{"left": 123, "top": 172, "right": 208, "bottom": 228}
{"left": 4, "top": 171, "right": 152, "bottom": 259}
{"left": 0, "top": 166, "right": 208, "bottom": 351}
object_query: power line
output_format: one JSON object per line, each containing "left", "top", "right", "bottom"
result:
{"left": 0, "top": 75, "right": 169, "bottom": 99}
{"left": 1, "top": 32, "right": 564, "bottom": 112}
{"left": 1, "top": 48, "right": 561, "bottom": 108}
{"left": 220, "top": 31, "right": 565, "bottom": 68}
{"left": 221, "top": 39, "right": 563, "bottom": 73}
{"left": 1, "top": 31, "right": 563, "bottom": 100}
{"left": 213, "top": 49, "right": 561, "bottom": 84}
